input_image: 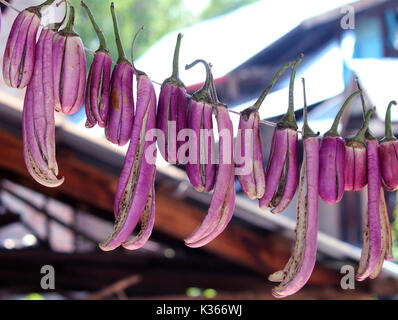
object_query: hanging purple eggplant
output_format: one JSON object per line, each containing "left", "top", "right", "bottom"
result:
{"left": 270, "top": 78, "right": 320, "bottom": 298}
{"left": 23, "top": 22, "right": 64, "bottom": 188}
{"left": 185, "top": 60, "right": 216, "bottom": 193}
{"left": 259, "top": 54, "right": 303, "bottom": 213}
{"left": 53, "top": 4, "right": 87, "bottom": 115}
{"left": 357, "top": 109, "right": 393, "bottom": 281}
{"left": 379, "top": 101, "right": 398, "bottom": 191}
{"left": 237, "top": 61, "right": 293, "bottom": 200}
{"left": 185, "top": 70, "right": 235, "bottom": 248}
{"left": 344, "top": 89, "right": 372, "bottom": 192}
{"left": 105, "top": 2, "right": 134, "bottom": 146}
{"left": 2, "top": 0, "right": 55, "bottom": 88}
{"left": 100, "top": 27, "right": 157, "bottom": 251}
{"left": 319, "top": 90, "right": 361, "bottom": 204}
{"left": 82, "top": 1, "right": 112, "bottom": 129}
{"left": 157, "top": 33, "right": 187, "bottom": 164}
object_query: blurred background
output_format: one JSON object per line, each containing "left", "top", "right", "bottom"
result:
{"left": 0, "top": 0, "right": 397, "bottom": 300}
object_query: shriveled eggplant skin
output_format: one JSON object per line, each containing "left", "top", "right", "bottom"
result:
{"left": 85, "top": 50, "right": 112, "bottom": 128}
{"left": 3, "top": 8, "right": 41, "bottom": 89}
{"left": 184, "top": 71, "right": 235, "bottom": 248}
{"left": 259, "top": 55, "right": 303, "bottom": 213}
{"left": 157, "top": 33, "right": 187, "bottom": 164}
{"left": 319, "top": 90, "right": 361, "bottom": 203}
{"left": 319, "top": 136, "right": 345, "bottom": 204}
{"left": 270, "top": 136, "right": 320, "bottom": 298}
{"left": 22, "top": 27, "right": 63, "bottom": 188}
{"left": 237, "top": 108, "right": 265, "bottom": 200}
{"left": 344, "top": 108, "right": 373, "bottom": 192}
{"left": 105, "top": 2, "right": 134, "bottom": 146}
{"left": 185, "top": 60, "right": 216, "bottom": 193}
{"left": 185, "top": 106, "right": 235, "bottom": 247}
{"left": 357, "top": 138, "right": 382, "bottom": 281}
{"left": 53, "top": 6, "right": 87, "bottom": 115}
{"left": 100, "top": 26, "right": 157, "bottom": 251}
{"left": 82, "top": 2, "right": 112, "bottom": 129}
{"left": 269, "top": 78, "right": 319, "bottom": 298}
{"left": 100, "top": 75, "right": 157, "bottom": 251}
{"left": 105, "top": 61, "right": 134, "bottom": 145}
{"left": 379, "top": 101, "right": 398, "bottom": 191}
{"left": 236, "top": 61, "right": 294, "bottom": 201}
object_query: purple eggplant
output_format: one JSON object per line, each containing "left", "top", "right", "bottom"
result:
{"left": 379, "top": 101, "right": 398, "bottom": 191}
{"left": 100, "top": 27, "right": 157, "bottom": 251}
{"left": 344, "top": 107, "right": 372, "bottom": 192}
{"left": 185, "top": 60, "right": 216, "bottom": 193}
{"left": 105, "top": 2, "right": 134, "bottom": 146}
{"left": 53, "top": 4, "right": 87, "bottom": 115}
{"left": 185, "top": 70, "right": 235, "bottom": 248}
{"left": 23, "top": 25, "right": 64, "bottom": 187}
{"left": 2, "top": 1, "right": 55, "bottom": 88}
{"left": 157, "top": 33, "right": 187, "bottom": 164}
{"left": 259, "top": 54, "right": 303, "bottom": 213}
{"left": 270, "top": 78, "right": 320, "bottom": 298}
{"left": 237, "top": 61, "right": 293, "bottom": 200}
{"left": 319, "top": 90, "right": 361, "bottom": 204}
{"left": 357, "top": 110, "right": 393, "bottom": 281}
{"left": 82, "top": 1, "right": 112, "bottom": 129}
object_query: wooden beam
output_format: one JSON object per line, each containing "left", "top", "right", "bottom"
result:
{"left": 87, "top": 275, "right": 142, "bottom": 300}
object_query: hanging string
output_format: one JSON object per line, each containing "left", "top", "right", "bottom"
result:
{"left": 0, "top": 0, "right": 281, "bottom": 129}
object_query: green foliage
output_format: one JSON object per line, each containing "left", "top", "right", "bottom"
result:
{"left": 66, "top": 0, "right": 258, "bottom": 65}
{"left": 69, "top": 0, "right": 193, "bottom": 64}
{"left": 200, "top": 0, "right": 259, "bottom": 20}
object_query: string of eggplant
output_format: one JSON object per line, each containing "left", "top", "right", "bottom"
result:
{"left": 0, "top": 0, "right": 396, "bottom": 299}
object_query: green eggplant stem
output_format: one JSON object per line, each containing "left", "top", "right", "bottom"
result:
{"left": 81, "top": 1, "right": 107, "bottom": 51}
{"left": 130, "top": 26, "right": 145, "bottom": 75}
{"left": 111, "top": 2, "right": 127, "bottom": 63}
{"left": 36, "top": 0, "right": 56, "bottom": 11}
{"left": 209, "top": 69, "right": 224, "bottom": 106}
{"left": 61, "top": 4, "right": 75, "bottom": 34}
{"left": 385, "top": 100, "right": 397, "bottom": 139}
{"left": 253, "top": 60, "right": 294, "bottom": 110}
{"left": 185, "top": 59, "right": 212, "bottom": 102}
{"left": 352, "top": 108, "right": 374, "bottom": 143}
{"left": 301, "top": 77, "right": 317, "bottom": 138}
{"left": 355, "top": 78, "right": 367, "bottom": 118}
{"left": 278, "top": 53, "right": 303, "bottom": 130}
{"left": 326, "top": 90, "right": 361, "bottom": 136}
{"left": 171, "top": 33, "right": 183, "bottom": 80}
{"left": 355, "top": 77, "right": 377, "bottom": 140}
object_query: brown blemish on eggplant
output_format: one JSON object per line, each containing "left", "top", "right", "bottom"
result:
{"left": 101, "top": 95, "right": 153, "bottom": 247}
{"left": 111, "top": 89, "right": 121, "bottom": 110}
{"left": 357, "top": 207, "right": 370, "bottom": 279}
{"left": 59, "top": 37, "right": 67, "bottom": 106}
{"left": 98, "top": 63, "right": 105, "bottom": 114}
{"left": 271, "top": 133, "right": 289, "bottom": 208}
{"left": 271, "top": 153, "right": 308, "bottom": 294}
{"left": 124, "top": 170, "right": 155, "bottom": 246}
